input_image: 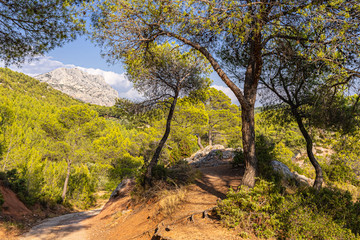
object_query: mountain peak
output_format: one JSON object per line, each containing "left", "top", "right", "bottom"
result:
{"left": 36, "top": 67, "right": 119, "bottom": 106}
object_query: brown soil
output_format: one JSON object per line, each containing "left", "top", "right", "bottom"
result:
{"left": 84, "top": 164, "right": 245, "bottom": 240}
{"left": 0, "top": 184, "right": 32, "bottom": 240}
{"left": 0, "top": 185, "right": 32, "bottom": 221}
{"left": 0, "top": 183, "right": 76, "bottom": 239}
{"left": 17, "top": 163, "right": 246, "bottom": 240}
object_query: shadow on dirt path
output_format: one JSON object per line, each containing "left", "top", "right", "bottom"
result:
{"left": 20, "top": 209, "right": 101, "bottom": 240}
{"left": 195, "top": 164, "right": 244, "bottom": 199}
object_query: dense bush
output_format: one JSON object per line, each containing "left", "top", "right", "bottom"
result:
{"left": 217, "top": 179, "right": 360, "bottom": 239}
{"left": 231, "top": 150, "right": 245, "bottom": 168}
{"left": 217, "top": 180, "right": 284, "bottom": 239}
{"left": 324, "top": 157, "right": 360, "bottom": 186}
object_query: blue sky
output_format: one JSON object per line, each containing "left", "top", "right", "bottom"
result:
{"left": 1, "top": 35, "right": 239, "bottom": 104}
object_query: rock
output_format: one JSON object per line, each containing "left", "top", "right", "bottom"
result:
{"left": 271, "top": 160, "right": 295, "bottom": 180}
{"left": 36, "top": 68, "right": 119, "bottom": 106}
{"left": 293, "top": 172, "right": 314, "bottom": 186}
{"left": 271, "top": 160, "right": 313, "bottom": 187}
{"left": 184, "top": 145, "right": 240, "bottom": 168}
{"left": 110, "top": 178, "right": 135, "bottom": 199}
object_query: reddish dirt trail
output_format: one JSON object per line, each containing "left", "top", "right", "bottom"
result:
{"left": 19, "top": 163, "right": 244, "bottom": 240}
{"left": 85, "top": 164, "right": 244, "bottom": 240}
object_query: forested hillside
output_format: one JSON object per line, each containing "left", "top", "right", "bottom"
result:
{"left": 0, "top": 68, "right": 140, "bottom": 208}
{"left": 1, "top": 67, "right": 360, "bottom": 238}
{"left": 0, "top": 68, "right": 242, "bottom": 209}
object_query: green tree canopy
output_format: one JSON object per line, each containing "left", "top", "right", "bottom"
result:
{"left": 124, "top": 42, "right": 211, "bottom": 185}
{"left": 0, "top": 0, "right": 86, "bottom": 65}
{"left": 90, "top": 0, "right": 360, "bottom": 187}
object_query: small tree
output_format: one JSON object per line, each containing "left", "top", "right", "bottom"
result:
{"left": 124, "top": 42, "right": 210, "bottom": 185}
{"left": 42, "top": 105, "right": 104, "bottom": 202}
{"left": 203, "top": 88, "right": 241, "bottom": 146}
{"left": 259, "top": 39, "right": 359, "bottom": 190}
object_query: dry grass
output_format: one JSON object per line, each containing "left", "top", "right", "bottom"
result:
{"left": 0, "top": 221, "right": 25, "bottom": 240}
{"left": 158, "top": 187, "right": 187, "bottom": 216}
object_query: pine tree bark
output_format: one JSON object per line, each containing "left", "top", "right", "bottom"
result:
{"left": 208, "top": 128, "right": 213, "bottom": 146}
{"left": 241, "top": 104, "right": 257, "bottom": 187}
{"left": 292, "top": 108, "right": 323, "bottom": 190}
{"left": 241, "top": 31, "right": 262, "bottom": 188}
{"left": 197, "top": 134, "right": 204, "bottom": 150}
{"left": 144, "top": 92, "right": 179, "bottom": 186}
{"left": 61, "top": 160, "right": 71, "bottom": 202}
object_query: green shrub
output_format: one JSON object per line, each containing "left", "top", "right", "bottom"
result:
{"left": 150, "top": 161, "right": 200, "bottom": 185}
{"left": 217, "top": 179, "right": 284, "bottom": 238}
{"left": 272, "top": 142, "right": 305, "bottom": 175}
{"left": 151, "top": 164, "right": 168, "bottom": 181}
{"left": 283, "top": 206, "right": 356, "bottom": 240}
{"left": 218, "top": 179, "right": 360, "bottom": 239}
{"left": 232, "top": 150, "right": 244, "bottom": 168}
{"left": 167, "top": 160, "right": 201, "bottom": 185}
{"left": 255, "top": 135, "right": 283, "bottom": 183}
{"left": 5, "top": 169, "right": 35, "bottom": 206}
{"left": 324, "top": 157, "right": 359, "bottom": 186}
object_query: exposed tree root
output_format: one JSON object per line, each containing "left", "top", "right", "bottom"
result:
{"left": 152, "top": 207, "right": 218, "bottom": 239}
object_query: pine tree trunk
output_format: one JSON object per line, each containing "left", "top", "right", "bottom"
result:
{"left": 208, "top": 128, "right": 212, "bottom": 146}
{"left": 61, "top": 160, "right": 71, "bottom": 202}
{"left": 197, "top": 134, "right": 204, "bottom": 150}
{"left": 241, "top": 32, "right": 262, "bottom": 188}
{"left": 241, "top": 104, "right": 257, "bottom": 187}
{"left": 144, "top": 93, "right": 179, "bottom": 186}
{"left": 168, "top": 31, "right": 263, "bottom": 188}
{"left": 292, "top": 108, "right": 323, "bottom": 190}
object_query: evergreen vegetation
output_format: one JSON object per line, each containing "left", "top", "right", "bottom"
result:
{"left": 90, "top": 0, "right": 360, "bottom": 188}
{"left": 0, "top": 65, "right": 359, "bottom": 237}
{"left": 0, "top": 68, "right": 240, "bottom": 209}
{"left": 0, "top": 0, "right": 87, "bottom": 65}
{"left": 0, "top": 1, "right": 359, "bottom": 236}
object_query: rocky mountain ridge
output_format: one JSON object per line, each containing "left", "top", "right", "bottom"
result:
{"left": 36, "top": 68, "right": 119, "bottom": 106}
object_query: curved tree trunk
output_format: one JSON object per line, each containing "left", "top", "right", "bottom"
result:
{"left": 167, "top": 32, "right": 262, "bottom": 188}
{"left": 61, "top": 160, "right": 71, "bottom": 202}
{"left": 292, "top": 108, "right": 323, "bottom": 190}
{"left": 144, "top": 93, "right": 179, "bottom": 186}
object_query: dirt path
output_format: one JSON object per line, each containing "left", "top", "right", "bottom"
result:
{"left": 85, "top": 164, "right": 244, "bottom": 240}
{"left": 20, "top": 209, "right": 101, "bottom": 240}
{"left": 19, "top": 164, "right": 244, "bottom": 240}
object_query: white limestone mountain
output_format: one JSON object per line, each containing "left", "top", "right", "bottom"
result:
{"left": 36, "top": 68, "right": 119, "bottom": 106}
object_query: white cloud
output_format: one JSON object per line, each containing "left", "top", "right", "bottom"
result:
{"left": 118, "top": 87, "right": 143, "bottom": 100}
{"left": 0, "top": 56, "right": 75, "bottom": 77}
{"left": 0, "top": 55, "right": 142, "bottom": 101}
{"left": 76, "top": 67, "right": 131, "bottom": 89}
{"left": 211, "top": 85, "right": 239, "bottom": 104}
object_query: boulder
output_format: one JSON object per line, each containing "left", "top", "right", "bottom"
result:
{"left": 293, "top": 172, "right": 314, "bottom": 186}
{"left": 185, "top": 145, "right": 240, "bottom": 168}
{"left": 271, "top": 160, "right": 314, "bottom": 187}
{"left": 271, "top": 160, "right": 295, "bottom": 180}
{"left": 110, "top": 178, "right": 135, "bottom": 199}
